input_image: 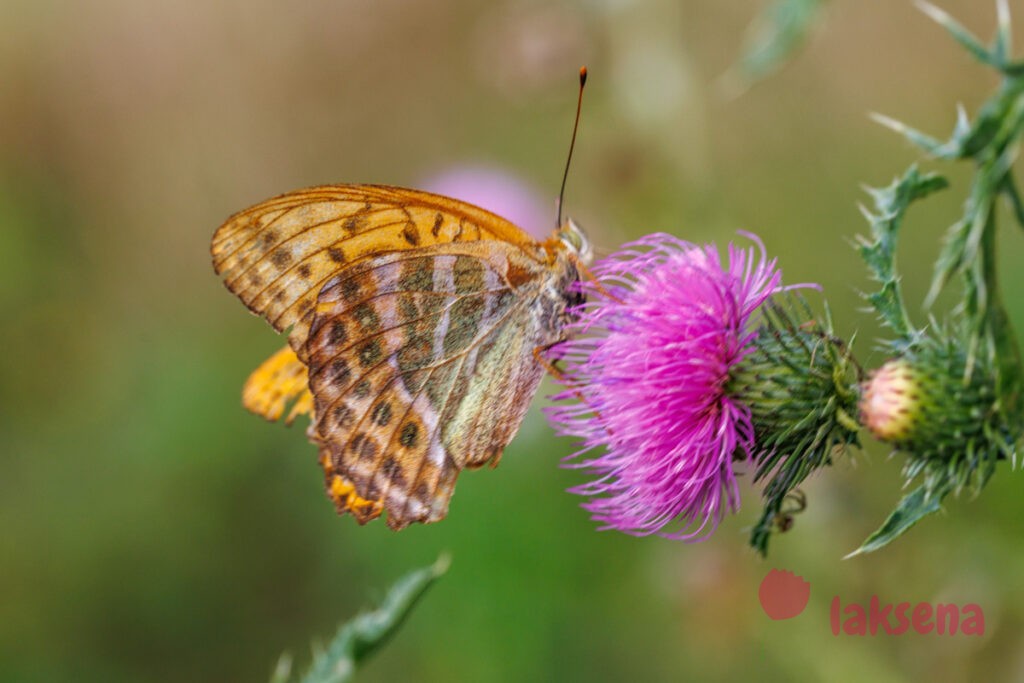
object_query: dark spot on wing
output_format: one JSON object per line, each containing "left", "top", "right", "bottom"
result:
{"left": 343, "top": 214, "right": 367, "bottom": 233}
{"left": 332, "top": 404, "right": 355, "bottom": 428}
{"left": 370, "top": 401, "right": 393, "bottom": 427}
{"left": 402, "top": 223, "right": 421, "bottom": 246}
{"left": 328, "top": 321, "right": 348, "bottom": 346}
{"left": 340, "top": 277, "right": 361, "bottom": 300}
{"left": 271, "top": 249, "right": 292, "bottom": 268}
{"left": 353, "top": 379, "right": 372, "bottom": 398}
{"left": 358, "top": 340, "right": 383, "bottom": 368}
{"left": 351, "top": 432, "right": 378, "bottom": 461}
{"left": 352, "top": 303, "right": 380, "bottom": 332}
{"left": 397, "top": 332, "right": 433, "bottom": 374}
{"left": 381, "top": 457, "right": 405, "bottom": 486}
{"left": 399, "top": 422, "right": 419, "bottom": 448}
{"left": 330, "top": 359, "right": 351, "bottom": 386}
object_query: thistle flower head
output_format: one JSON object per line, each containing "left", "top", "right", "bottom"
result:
{"left": 546, "top": 233, "right": 786, "bottom": 540}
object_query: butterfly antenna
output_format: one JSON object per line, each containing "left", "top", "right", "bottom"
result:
{"left": 557, "top": 66, "right": 587, "bottom": 228}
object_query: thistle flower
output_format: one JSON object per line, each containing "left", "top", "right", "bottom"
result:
{"left": 546, "top": 233, "right": 788, "bottom": 540}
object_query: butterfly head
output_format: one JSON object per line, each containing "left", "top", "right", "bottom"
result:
{"left": 554, "top": 218, "right": 593, "bottom": 266}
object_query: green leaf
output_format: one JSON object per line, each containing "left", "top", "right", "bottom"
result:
{"left": 858, "top": 166, "right": 948, "bottom": 340}
{"left": 274, "top": 555, "right": 450, "bottom": 683}
{"left": 845, "top": 486, "right": 947, "bottom": 558}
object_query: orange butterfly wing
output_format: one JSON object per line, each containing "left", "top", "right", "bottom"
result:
{"left": 211, "top": 184, "right": 538, "bottom": 360}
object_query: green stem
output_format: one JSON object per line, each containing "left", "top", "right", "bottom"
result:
{"left": 981, "top": 205, "right": 1024, "bottom": 417}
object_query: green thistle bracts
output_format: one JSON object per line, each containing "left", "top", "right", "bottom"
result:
{"left": 728, "top": 297, "right": 861, "bottom": 556}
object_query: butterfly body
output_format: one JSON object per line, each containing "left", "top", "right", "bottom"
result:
{"left": 212, "top": 184, "right": 589, "bottom": 529}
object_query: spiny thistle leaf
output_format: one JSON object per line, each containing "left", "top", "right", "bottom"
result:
{"left": 857, "top": 166, "right": 948, "bottom": 342}
{"left": 845, "top": 485, "right": 947, "bottom": 558}
{"left": 272, "top": 556, "right": 450, "bottom": 683}
{"left": 869, "top": 112, "right": 953, "bottom": 157}
{"left": 925, "top": 143, "right": 1020, "bottom": 324}
{"left": 871, "top": 81, "right": 1024, "bottom": 164}
{"left": 916, "top": 1, "right": 997, "bottom": 69}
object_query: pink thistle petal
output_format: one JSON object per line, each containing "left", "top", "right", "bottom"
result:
{"left": 546, "top": 233, "right": 785, "bottom": 540}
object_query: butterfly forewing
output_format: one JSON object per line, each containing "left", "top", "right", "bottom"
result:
{"left": 211, "top": 185, "right": 536, "bottom": 359}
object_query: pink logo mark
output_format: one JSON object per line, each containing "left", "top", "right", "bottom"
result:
{"left": 759, "top": 569, "right": 811, "bottom": 620}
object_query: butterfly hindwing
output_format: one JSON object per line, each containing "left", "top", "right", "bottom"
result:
{"left": 305, "top": 240, "right": 554, "bottom": 528}
{"left": 211, "top": 184, "right": 536, "bottom": 360}
{"left": 242, "top": 346, "right": 313, "bottom": 425}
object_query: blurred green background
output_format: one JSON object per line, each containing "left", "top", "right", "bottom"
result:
{"left": 4, "top": 1, "right": 1024, "bottom": 681}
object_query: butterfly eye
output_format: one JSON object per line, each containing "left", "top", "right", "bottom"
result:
{"left": 559, "top": 218, "right": 592, "bottom": 264}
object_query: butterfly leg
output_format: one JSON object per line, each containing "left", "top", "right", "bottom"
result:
{"left": 532, "top": 343, "right": 569, "bottom": 382}
{"left": 570, "top": 254, "right": 624, "bottom": 304}
{"left": 532, "top": 343, "right": 593, "bottom": 407}
{"left": 534, "top": 343, "right": 619, "bottom": 443}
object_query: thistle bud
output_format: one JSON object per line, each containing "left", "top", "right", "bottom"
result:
{"left": 859, "top": 340, "right": 1013, "bottom": 494}
{"left": 860, "top": 359, "right": 920, "bottom": 443}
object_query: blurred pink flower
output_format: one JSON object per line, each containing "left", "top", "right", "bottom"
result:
{"left": 420, "top": 165, "right": 551, "bottom": 240}
{"left": 546, "top": 233, "right": 786, "bottom": 540}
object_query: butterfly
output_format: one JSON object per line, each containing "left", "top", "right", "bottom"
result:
{"left": 211, "top": 184, "right": 592, "bottom": 529}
